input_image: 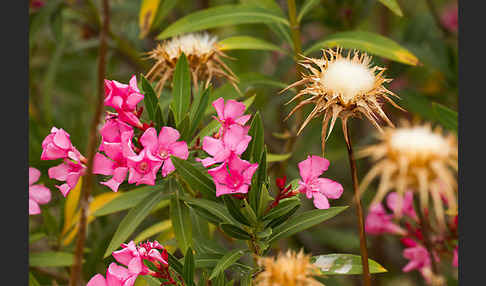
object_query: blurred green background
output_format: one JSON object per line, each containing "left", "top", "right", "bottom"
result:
{"left": 29, "top": 0, "right": 457, "bottom": 285}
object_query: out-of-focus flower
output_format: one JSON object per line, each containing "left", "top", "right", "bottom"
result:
{"left": 139, "top": 127, "right": 189, "bottom": 177}
{"left": 453, "top": 246, "right": 458, "bottom": 267}
{"left": 280, "top": 47, "right": 403, "bottom": 150}
{"left": 104, "top": 75, "right": 144, "bottom": 128}
{"left": 145, "top": 33, "right": 238, "bottom": 95}
{"left": 212, "top": 97, "right": 251, "bottom": 135}
{"left": 441, "top": 3, "right": 458, "bottom": 33}
{"left": 386, "top": 191, "right": 418, "bottom": 221}
{"left": 297, "top": 155, "right": 343, "bottom": 209}
{"left": 198, "top": 124, "right": 251, "bottom": 167}
{"left": 365, "top": 203, "right": 407, "bottom": 235}
{"left": 29, "top": 167, "right": 51, "bottom": 215}
{"left": 255, "top": 249, "right": 321, "bottom": 286}
{"left": 358, "top": 121, "right": 458, "bottom": 230}
{"left": 86, "top": 262, "right": 138, "bottom": 286}
{"left": 208, "top": 154, "right": 258, "bottom": 197}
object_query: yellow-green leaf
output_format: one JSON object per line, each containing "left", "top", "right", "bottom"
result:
{"left": 266, "top": 153, "right": 292, "bottom": 163}
{"left": 378, "top": 0, "right": 403, "bottom": 17}
{"left": 157, "top": 4, "right": 289, "bottom": 40}
{"left": 312, "top": 254, "right": 387, "bottom": 275}
{"left": 218, "top": 36, "right": 282, "bottom": 52}
{"left": 29, "top": 251, "right": 75, "bottom": 267}
{"left": 304, "top": 31, "right": 419, "bottom": 66}
{"left": 139, "top": 0, "right": 161, "bottom": 38}
{"left": 134, "top": 220, "right": 172, "bottom": 243}
{"left": 61, "top": 177, "right": 82, "bottom": 237}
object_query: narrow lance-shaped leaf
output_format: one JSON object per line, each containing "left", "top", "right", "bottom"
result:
{"left": 157, "top": 4, "right": 290, "bottom": 40}
{"left": 170, "top": 53, "right": 191, "bottom": 125}
{"left": 141, "top": 74, "right": 160, "bottom": 122}
{"left": 209, "top": 249, "right": 246, "bottom": 280}
{"left": 218, "top": 36, "right": 283, "bottom": 52}
{"left": 378, "top": 0, "right": 403, "bottom": 17}
{"left": 29, "top": 252, "right": 75, "bottom": 267}
{"left": 171, "top": 156, "right": 216, "bottom": 199}
{"left": 432, "top": 103, "right": 458, "bottom": 132}
{"left": 104, "top": 187, "right": 167, "bottom": 257}
{"left": 220, "top": 224, "right": 252, "bottom": 240}
{"left": 188, "top": 86, "right": 211, "bottom": 137}
{"left": 183, "top": 247, "right": 195, "bottom": 285}
{"left": 170, "top": 192, "right": 193, "bottom": 254}
{"left": 182, "top": 196, "right": 239, "bottom": 225}
{"left": 297, "top": 0, "right": 321, "bottom": 23}
{"left": 304, "top": 30, "right": 419, "bottom": 66}
{"left": 269, "top": 206, "right": 348, "bottom": 243}
{"left": 312, "top": 254, "right": 387, "bottom": 275}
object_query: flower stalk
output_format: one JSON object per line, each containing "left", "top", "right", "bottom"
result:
{"left": 68, "top": 0, "right": 109, "bottom": 284}
{"left": 344, "top": 125, "right": 372, "bottom": 286}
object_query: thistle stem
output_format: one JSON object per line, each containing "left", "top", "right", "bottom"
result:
{"left": 68, "top": 0, "right": 109, "bottom": 285}
{"left": 344, "top": 126, "right": 371, "bottom": 286}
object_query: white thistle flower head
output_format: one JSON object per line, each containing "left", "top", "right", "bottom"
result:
{"left": 280, "top": 47, "right": 404, "bottom": 152}
{"left": 358, "top": 120, "right": 458, "bottom": 231}
{"left": 145, "top": 32, "right": 238, "bottom": 96}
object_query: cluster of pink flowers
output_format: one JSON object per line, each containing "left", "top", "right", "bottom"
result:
{"left": 198, "top": 98, "right": 258, "bottom": 197}
{"left": 297, "top": 155, "right": 343, "bottom": 209}
{"left": 87, "top": 240, "right": 176, "bottom": 286}
{"left": 29, "top": 167, "right": 51, "bottom": 215}
{"left": 365, "top": 191, "right": 458, "bottom": 281}
{"left": 39, "top": 75, "right": 190, "bottom": 196}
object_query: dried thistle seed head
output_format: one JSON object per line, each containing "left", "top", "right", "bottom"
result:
{"left": 358, "top": 121, "right": 458, "bottom": 231}
{"left": 280, "top": 47, "right": 404, "bottom": 150}
{"left": 145, "top": 32, "right": 239, "bottom": 96}
{"left": 254, "top": 249, "right": 322, "bottom": 286}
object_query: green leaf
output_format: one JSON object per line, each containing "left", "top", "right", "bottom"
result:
{"left": 249, "top": 147, "right": 266, "bottom": 216}
{"left": 297, "top": 0, "right": 321, "bottom": 23}
{"left": 141, "top": 74, "right": 160, "bottom": 122}
{"left": 312, "top": 254, "right": 387, "bottom": 275}
{"left": 220, "top": 224, "right": 252, "bottom": 240}
{"left": 171, "top": 156, "right": 216, "bottom": 199}
{"left": 143, "top": 276, "right": 164, "bottom": 286}
{"left": 183, "top": 248, "right": 195, "bottom": 285}
{"left": 170, "top": 193, "right": 193, "bottom": 254}
{"left": 257, "top": 184, "right": 274, "bottom": 217}
{"left": 262, "top": 197, "right": 301, "bottom": 221}
{"left": 104, "top": 187, "right": 167, "bottom": 257}
{"left": 209, "top": 249, "right": 246, "bottom": 280}
{"left": 179, "top": 115, "right": 192, "bottom": 142}
{"left": 266, "top": 204, "right": 299, "bottom": 229}
{"left": 242, "top": 112, "right": 264, "bottom": 162}
{"left": 94, "top": 185, "right": 165, "bottom": 216}
{"left": 304, "top": 31, "right": 419, "bottom": 66}
{"left": 218, "top": 36, "right": 282, "bottom": 52}
{"left": 167, "top": 251, "right": 184, "bottom": 275}
{"left": 190, "top": 119, "right": 220, "bottom": 146}
{"left": 139, "top": 0, "right": 178, "bottom": 38}
{"left": 182, "top": 196, "right": 239, "bottom": 225}
{"left": 269, "top": 207, "right": 348, "bottom": 243}
{"left": 134, "top": 220, "right": 172, "bottom": 243}
{"left": 378, "top": 0, "right": 403, "bottom": 17}
{"left": 29, "top": 272, "right": 41, "bottom": 286}
{"left": 222, "top": 196, "right": 252, "bottom": 226}
{"left": 189, "top": 87, "right": 211, "bottom": 137}
{"left": 432, "top": 103, "right": 458, "bottom": 131}
{"left": 157, "top": 4, "right": 289, "bottom": 40}
{"left": 29, "top": 251, "right": 74, "bottom": 267}
{"left": 266, "top": 153, "right": 292, "bottom": 163}
{"left": 170, "top": 54, "right": 191, "bottom": 125}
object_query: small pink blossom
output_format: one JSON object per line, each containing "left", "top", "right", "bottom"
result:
{"left": 125, "top": 148, "right": 162, "bottom": 186}
{"left": 402, "top": 243, "right": 431, "bottom": 273}
{"left": 93, "top": 142, "right": 129, "bottom": 192}
{"left": 440, "top": 3, "right": 458, "bottom": 33}
{"left": 212, "top": 97, "right": 251, "bottom": 134}
{"left": 112, "top": 240, "right": 168, "bottom": 276}
{"left": 297, "top": 155, "right": 343, "bottom": 209}
{"left": 208, "top": 154, "right": 258, "bottom": 196}
{"left": 99, "top": 117, "right": 133, "bottom": 150}
{"left": 48, "top": 159, "right": 86, "bottom": 197}
{"left": 139, "top": 127, "right": 189, "bottom": 177}
{"left": 386, "top": 191, "right": 418, "bottom": 221}
{"left": 198, "top": 124, "right": 252, "bottom": 167}
{"left": 365, "top": 204, "right": 407, "bottom": 235}
{"left": 453, "top": 246, "right": 458, "bottom": 267}
{"left": 86, "top": 262, "right": 138, "bottom": 286}
{"left": 29, "top": 167, "right": 51, "bottom": 215}
{"left": 41, "top": 127, "right": 81, "bottom": 161}
{"left": 104, "top": 75, "right": 144, "bottom": 128}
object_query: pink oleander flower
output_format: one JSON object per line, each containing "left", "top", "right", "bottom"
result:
{"left": 365, "top": 203, "right": 407, "bottom": 235}
{"left": 93, "top": 142, "right": 129, "bottom": 192}
{"left": 126, "top": 148, "right": 162, "bottom": 186}
{"left": 112, "top": 240, "right": 168, "bottom": 276}
{"left": 198, "top": 124, "right": 251, "bottom": 167}
{"left": 402, "top": 242, "right": 432, "bottom": 278}
{"left": 441, "top": 3, "right": 458, "bottom": 33}
{"left": 41, "top": 127, "right": 81, "bottom": 160}
{"left": 29, "top": 167, "right": 51, "bottom": 215}
{"left": 386, "top": 191, "right": 418, "bottom": 221}
{"left": 297, "top": 155, "right": 343, "bottom": 209}
{"left": 453, "top": 246, "right": 458, "bottom": 267}
{"left": 48, "top": 158, "right": 86, "bottom": 197}
{"left": 86, "top": 262, "right": 138, "bottom": 286}
{"left": 139, "top": 127, "right": 189, "bottom": 177}
{"left": 208, "top": 153, "right": 258, "bottom": 196}
{"left": 212, "top": 97, "right": 251, "bottom": 134}
{"left": 104, "top": 75, "right": 144, "bottom": 128}
{"left": 99, "top": 117, "right": 133, "bottom": 150}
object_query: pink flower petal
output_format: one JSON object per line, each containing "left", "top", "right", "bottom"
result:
{"left": 29, "top": 199, "right": 41, "bottom": 215}
{"left": 158, "top": 127, "right": 181, "bottom": 147}
{"left": 87, "top": 274, "right": 107, "bottom": 286}
{"left": 298, "top": 155, "right": 330, "bottom": 182}
{"left": 169, "top": 141, "right": 189, "bottom": 160}
{"left": 312, "top": 192, "right": 330, "bottom": 209}
{"left": 29, "top": 167, "right": 41, "bottom": 185}
{"left": 161, "top": 159, "right": 175, "bottom": 177}
{"left": 234, "top": 114, "right": 251, "bottom": 126}
{"left": 29, "top": 185, "right": 51, "bottom": 204}
{"left": 57, "top": 183, "right": 72, "bottom": 197}
{"left": 93, "top": 153, "right": 116, "bottom": 176}
{"left": 224, "top": 99, "right": 245, "bottom": 120}
{"left": 314, "top": 178, "right": 343, "bottom": 199}
{"left": 52, "top": 128, "right": 72, "bottom": 150}
{"left": 48, "top": 163, "right": 70, "bottom": 181}
{"left": 139, "top": 127, "right": 158, "bottom": 153}
{"left": 212, "top": 97, "right": 225, "bottom": 120}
